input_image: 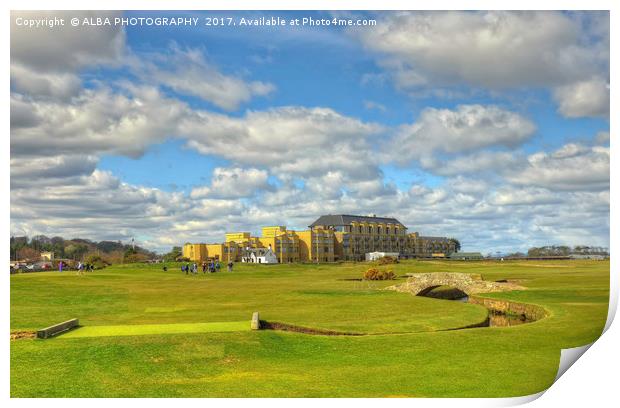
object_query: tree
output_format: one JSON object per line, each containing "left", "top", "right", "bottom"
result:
{"left": 17, "top": 247, "right": 39, "bottom": 261}
{"left": 163, "top": 246, "right": 183, "bottom": 262}
{"left": 448, "top": 238, "right": 461, "bottom": 253}
{"left": 65, "top": 243, "right": 89, "bottom": 260}
{"left": 10, "top": 236, "right": 28, "bottom": 261}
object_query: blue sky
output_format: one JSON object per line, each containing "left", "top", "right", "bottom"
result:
{"left": 10, "top": 10, "right": 610, "bottom": 253}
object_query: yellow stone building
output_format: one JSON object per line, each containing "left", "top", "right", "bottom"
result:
{"left": 309, "top": 214, "right": 456, "bottom": 261}
{"left": 182, "top": 214, "right": 456, "bottom": 263}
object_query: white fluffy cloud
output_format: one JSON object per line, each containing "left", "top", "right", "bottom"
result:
{"left": 190, "top": 167, "right": 271, "bottom": 199}
{"left": 392, "top": 104, "right": 535, "bottom": 162}
{"left": 507, "top": 144, "right": 609, "bottom": 191}
{"left": 11, "top": 86, "right": 187, "bottom": 158}
{"left": 11, "top": 11, "right": 126, "bottom": 99}
{"left": 10, "top": 63, "right": 83, "bottom": 100}
{"left": 11, "top": 82, "right": 387, "bottom": 202}
{"left": 419, "top": 151, "right": 523, "bottom": 177}
{"left": 181, "top": 106, "right": 385, "bottom": 181}
{"left": 356, "top": 11, "right": 609, "bottom": 118}
{"left": 11, "top": 11, "right": 126, "bottom": 72}
{"left": 132, "top": 46, "right": 276, "bottom": 111}
{"left": 553, "top": 77, "right": 610, "bottom": 118}
{"left": 11, "top": 155, "right": 98, "bottom": 182}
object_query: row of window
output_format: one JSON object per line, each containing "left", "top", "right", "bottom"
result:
{"left": 324, "top": 225, "right": 405, "bottom": 235}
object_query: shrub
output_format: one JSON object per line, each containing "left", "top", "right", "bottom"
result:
{"left": 84, "top": 253, "right": 108, "bottom": 269}
{"left": 376, "top": 256, "right": 399, "bottom": 265}
{"left": 363, "top": 268, "right": 396, "bottom": 280}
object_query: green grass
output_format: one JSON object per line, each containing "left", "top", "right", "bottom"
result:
{"left": 61, "top": 321, "right": 250, "bottom": 338}
{"left": 10, "top": 259, "right": 609, "bottom": 397}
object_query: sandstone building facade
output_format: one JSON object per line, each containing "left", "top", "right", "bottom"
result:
{"left": 182, "top": 214, "right": 456, "bottom": 263}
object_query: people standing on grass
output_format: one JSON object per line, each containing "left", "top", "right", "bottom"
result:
{"left": 209, "top": 260, "right": 215, "bottom": 273}
{"left": 77, "top": 262, "right": 84, "bottom": 276}
{"left": 202, "top": 262, "right": 207, "bottom": 273}
{"left": 59, "top": 261, "right": 63, "bottom": 272}
{"left": 227, "top": 261, "right": 233, "bottom": 272}
{"left": 215, "top": 260, "right": 221, "bottom": 272}
{"left": 192, "top": 263, "right": 198, "bottom": 274}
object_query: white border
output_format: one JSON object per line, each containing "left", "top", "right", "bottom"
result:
{"left": 4, "top": 1, "right": 616, "bottom": 407}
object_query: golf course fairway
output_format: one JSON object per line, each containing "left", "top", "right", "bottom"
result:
{"left": 10, "top": 259, "right": 609, "bottom": 397}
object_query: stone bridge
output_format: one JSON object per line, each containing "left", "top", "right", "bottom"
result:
{"left": 386, "top": 272, "right": 525, "bottom": 296}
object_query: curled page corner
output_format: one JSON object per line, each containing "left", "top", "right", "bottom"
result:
{"left": 492, "top": 390, "right": 546, "bottom": 407}
{"left": 491, "top": 344, "right": 595, "bottom": 407}
{"left": 554, "top": 343, "right": 593, "bottom": 382}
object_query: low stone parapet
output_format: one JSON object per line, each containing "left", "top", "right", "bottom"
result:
{"left": 468, "top": 296, "right": 548, "bottom": 321}
{"left": 37, "top": 318, "right": 79, "bottom": 339}
{"left": 387, "top": 272, "right": 525, "bottom": 296}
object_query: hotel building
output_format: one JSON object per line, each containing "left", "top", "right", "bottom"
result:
{"left": 182, "top": 214, "right": 456, "bottom": 263}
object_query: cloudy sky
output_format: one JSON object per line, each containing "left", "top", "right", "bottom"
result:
{"left": 10, "top": 10, "right": 610, "bottom": 254}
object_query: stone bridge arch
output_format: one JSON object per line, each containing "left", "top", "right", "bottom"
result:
{"left": 414, "top": 283, "right": 470, "bottom": 297}
{"left": 386, "top": 272, "right": 525, "bottom": 296}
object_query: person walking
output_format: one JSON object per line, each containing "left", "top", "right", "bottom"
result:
{"left": 227, "top": 261, "right": 233, "bottom": 272}
{"left": 58, "top": 261, "right": 63, "bottom": 273}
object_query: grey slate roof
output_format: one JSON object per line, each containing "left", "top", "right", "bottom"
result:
{"left": 419, "top": 236, "right": 452, "bottom": 242}
{"left": 309, "top": 214, "right": 405, "bottom": 228}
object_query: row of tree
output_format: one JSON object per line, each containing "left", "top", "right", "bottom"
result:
{"left": 501, "top": 245, "right": 610, "bottom": 258}
{"left": 10, "top": 235, "right": 158, "bottom": 266}
{"left": 527, "top": 245, "right": 609, "bottom": 257}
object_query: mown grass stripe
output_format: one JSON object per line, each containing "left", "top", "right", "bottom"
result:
{"left": 60, "top": 321, "right": 250, "bottom": 338}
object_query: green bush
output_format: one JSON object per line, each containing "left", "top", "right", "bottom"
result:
{"left": 84, "top": 254, "right": 108, "bottom": 269}
{"left": 376, "top": 256, "right": 399, "bottom": 265}
{"left": 363, "top": 268, "right": 396, "bottom": 280}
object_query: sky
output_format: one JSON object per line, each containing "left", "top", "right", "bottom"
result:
{"left": 10, "top": 10, "right": 610, "bottom": 254}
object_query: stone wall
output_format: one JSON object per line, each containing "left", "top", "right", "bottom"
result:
{"left": 468, "top": 296, "right": 548, "bottom": 321}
